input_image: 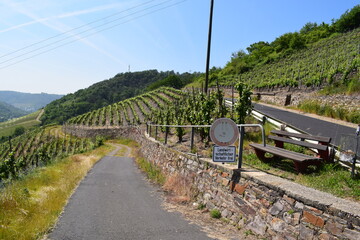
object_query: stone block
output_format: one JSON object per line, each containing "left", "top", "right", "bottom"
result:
{"left": 299, "top": 224, "right": 314, "bottom": 240}
{"left": 325, "top": 220, "right": 343, "bottom": 236}
{"left": 293, "top": 212, "right": 301, "bottom": 225}
{"left": 221, "top": 172, "right": 229, "bottom": 178}
{"left": 341, "top": 228, "right": 360, "bottom": 240}
{"left": 260, "top": 198, "right": 271, "bottom": 208}
{"left": 234, "top": 183, "right": 247, "bottom": 195}
{"left": 318, "top": 233, "right": 337, "bottom": 240}
{"left": 269, "top": 201, "right": 285, "bottom": 216}
{"left": 295, "top": 201, "right": 304, "bottom": 210}
{"left": 222, "top": 178, "right": 230, "bottom": 186}
{"left": 283, "top": 212, "right": 293, "bottom": 224}
{"left": 303, "top": 210, "right": 325, "bottom": 228}
{"left": 271, "top": 217, "right": 287, "bottom": 233}
{"left": 283, "top": 195, "right": 296, "bottom": 206}
{"left": 246, "top": 215, "right": 268, "bottom": 236}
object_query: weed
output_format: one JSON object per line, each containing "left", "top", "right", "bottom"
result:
{"left": 136, "top": 157, "right": 166, "bottom": 185}
{"left": 197, "top": 203, "right": 206, "bottom": 210}
{"left": 210, "top": 209, "right": 221, "bottom": 219}
{"left": 244, "top": 229, "right": 254, "bottom": 236}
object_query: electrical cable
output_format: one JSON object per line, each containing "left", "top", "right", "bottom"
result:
{"left": 0, "top": 0, "right": 187, "bottom": 69}
{"left": 0, "top": 0, "right": 156, "bottom": 59}
{"left": 0, "top": 0, "right": 176, "bottom": 66}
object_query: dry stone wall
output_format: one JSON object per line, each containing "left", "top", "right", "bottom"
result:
{"left": 66, "top": 125, "right": 360, "bottom": 240}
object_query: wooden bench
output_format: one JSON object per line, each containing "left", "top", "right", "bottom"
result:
{"left": 249, "top": 130, "right": 332, "bottom": 173}
{"left": 270, "top": 130, "right": 332, "bottom": 163}
{"left": 249, "top": 143, "right": 323, "bottom": 173}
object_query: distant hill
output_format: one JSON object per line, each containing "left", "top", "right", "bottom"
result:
{"left": 0, "top": 91, "right": 63, "bottom": 112}
{"left": 0, "top": 101, "right": 29, "bottom": 122}
{"left": 41, "top": 70, "right": 197, "bottom": 125}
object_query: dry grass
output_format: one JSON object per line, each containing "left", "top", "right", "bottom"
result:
{"left": 0, "top": 144, "right": 113, "bottom": 240}
{"left": 163, "top": 173, "right": 197, "bottom": 204}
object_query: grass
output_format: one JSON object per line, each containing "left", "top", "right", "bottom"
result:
{"left": 0, "top": 110, "right": 42, "bottom": 138}
{"left": 0, "top": 143, "right": 113, "bottom": 240}
{"left": 136, "top": 157, "right": 166, "bottom": 185}
{"left": 210, "top": 209, "right": 221, "bottom": 219}
{"left": 242, "top": 119, "right": 360, "bottom": 201}
{"left": 242, "top": 150, "right": 360, "bottom": 201}
{"left": 297, "top": 99, "right": 360, "bottom": 124}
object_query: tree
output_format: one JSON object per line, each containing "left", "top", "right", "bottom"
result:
{"left": 333, "top": 5, "right": 360, "bottom": 32}
{"left": 13, "top": 126, "right": 25, "bottom": 137}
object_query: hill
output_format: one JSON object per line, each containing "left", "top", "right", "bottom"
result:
{"left": 41, "top": 70, "right": 198, "bottom": 125}
{"left": 0, "top": 110, "right": 43, "bottom": 139}
{"left": 190, "top": 5, "right": 360, "bottom": 92}
{"left": 0, "top": 91, "right": 63, "bottom": 112}
{"left": 0, "top": 101, "right": 28, "bottom": 122}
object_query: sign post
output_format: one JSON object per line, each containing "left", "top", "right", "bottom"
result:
{"left": 210, "top": 118, "right": 239, "bottom": 164}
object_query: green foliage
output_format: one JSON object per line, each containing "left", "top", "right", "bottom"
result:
{"left": 146, "top": 75, "right": 184, "bottom": 91}
{"left": 210, "top": 209, "right": 221, "bottom": 219}
{"left": 13, "top": 126, "right": 25, "bottom": 137}
{"left": 333, "top": 5, "right": 360, "bottom": 32}
{"left": 41, "top": 70, "right": 187, "bottom": 125}
{"left": 234, "top": 82, "right": 253, "bottom": 124}
{"left": 0, "top": 127, "right": 99, "bottom": 182}
{"left": 297, "top": 100, "right": 360, "bottom": 124}
{"left": 221, "top": 6, "right": 360, "bottom": 90}
{"left": 136, "top": 157, "right": 166, "bottom": 185}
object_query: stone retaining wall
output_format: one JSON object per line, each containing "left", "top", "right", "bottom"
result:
{"left": 66, "top": 125, "right": 360, "bottom": 240}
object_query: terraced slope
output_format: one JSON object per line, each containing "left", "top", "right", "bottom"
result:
{"left": 221, "top": 29, "right": 359, "bottom": 89}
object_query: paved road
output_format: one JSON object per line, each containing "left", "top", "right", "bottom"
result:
{"left": 48, "top": 146, "right": 212, "bottom": 240}
{"left": 253, "top": 103, "right": 358, "bottom": 153}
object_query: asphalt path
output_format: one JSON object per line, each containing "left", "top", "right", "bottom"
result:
{"left": 253, "top": 103, "right": 358, "bottom": 153}
{"left": 48, "top": 146, "right": 212, "bottom": 240}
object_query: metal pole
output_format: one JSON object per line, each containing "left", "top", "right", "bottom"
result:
{"left": 190, "top": 127, "right": 195, "bottom": 150}
{"left": 238, "top": 126, "right": 245, "bottom": 169}
{"left": 352, "top": 126, "right": 360, "bottom": 178}
{"left": 165, "top": 127, "right": 169, "bottom": 145}
{"left": 204, "top": 0, "right": 214, "bottom": 94}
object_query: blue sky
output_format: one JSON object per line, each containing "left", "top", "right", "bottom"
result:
{"left": 0, "top": 0, "right": 358, "bottom": 94}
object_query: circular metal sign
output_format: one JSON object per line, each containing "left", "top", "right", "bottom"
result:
{"left": 210, "top": 118, "right": 239, "bottom": 146}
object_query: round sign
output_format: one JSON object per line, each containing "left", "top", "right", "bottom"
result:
{"left": 210, "top": 118, "right": 239, "bottom": 146}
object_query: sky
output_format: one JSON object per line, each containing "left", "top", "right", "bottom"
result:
{"left": 0, "top": 0, "right": 358, "bottom": 95}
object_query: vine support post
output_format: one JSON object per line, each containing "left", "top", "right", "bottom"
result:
{"left": 8, "top": 136, "right": 12, "bottom": 151}
{"left": 190, "top": 127, "right": 195, "bottom": 151}
{"left": 165, "top": 126, "right": 169, "bottom": 145}
{"left": 155, "top": 126, "right": 158, "bottom": 140}
{"left": 149, "top": 125, "right": 152, "bottom": 138}
{"left": 146, "top": 122, "right": 149, "bottom": 135}
{"left": 231, "top": 85, "right": 234, "bottom": 118}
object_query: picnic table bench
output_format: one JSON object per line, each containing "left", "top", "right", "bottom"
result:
{"left": 250, "top": 130, "right": 332, "bottom": 173}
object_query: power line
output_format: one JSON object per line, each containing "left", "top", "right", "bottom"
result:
{"left": 0, "top": 0, "right": 177, "bottom": 66}
{"left": 0, "top": 0, "right": 156, "bottom": 59}
{"left": 0, "top": 0, "right": 187, "bottom": 69}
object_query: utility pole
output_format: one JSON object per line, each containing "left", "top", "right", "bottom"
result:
{"left": 204, "top": 0, "right": 214, "bottom": 94}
